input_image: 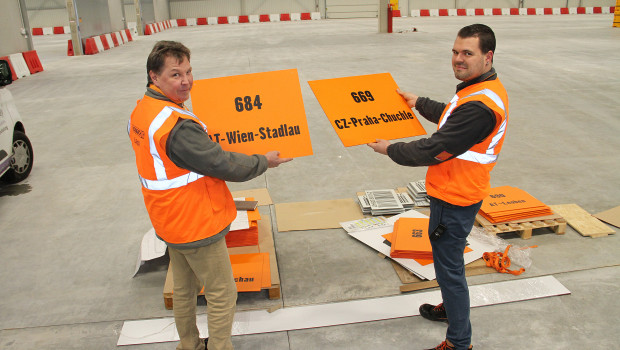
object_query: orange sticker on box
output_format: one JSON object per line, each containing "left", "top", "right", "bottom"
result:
{"left": 308, "top": 73, "right": 426, "bottom": 147}
{"left": 190, "top": 69, "right": 313, "bottom": 158}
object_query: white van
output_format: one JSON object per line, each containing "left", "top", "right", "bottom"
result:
{"left": 0, "top": 59, "right": 33, "bottom": 183}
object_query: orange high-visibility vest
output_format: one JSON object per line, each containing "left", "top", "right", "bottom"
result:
{"left": 426, "top": 78, "right": 509, "bottom": 206}
{"left": 128, "top": 92, "right": 236, "bottom": 244}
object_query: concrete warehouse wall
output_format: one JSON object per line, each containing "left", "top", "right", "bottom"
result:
{"left": 406, "top": 0, "right": 614, "bottom": 10}
{"left": 25, "top": 0, "right": 68, "bottom": 28}
{"left": 22, "top": 0, "right": 618, "bottom": 28}
{"left": 154, "top": 0, "right": 170, "bottom": 22}
{"left": 1, "top": 1, "right": 30, "bottom": 57}
{"left": 168, "top": 0, "right": 318, "bottom": 18}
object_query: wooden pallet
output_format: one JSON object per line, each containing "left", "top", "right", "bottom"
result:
{"left": 393, "top": 259, "right": 496, "bottom": 293}
{"left": 475, "top": 212, "right": 566, "bottom": 239}
{"left": 163, "top": 217, "right": 281, "bottom": 310}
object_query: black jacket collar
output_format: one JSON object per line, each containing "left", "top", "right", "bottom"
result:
{"left": 456, "top": 68, "right": 497, "bottom": 93}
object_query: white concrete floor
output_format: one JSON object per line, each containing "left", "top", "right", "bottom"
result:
{"left": 1, "top": 14, "right": 619, "bottom": 349}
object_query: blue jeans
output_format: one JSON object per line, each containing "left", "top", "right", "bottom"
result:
{"left": 428, "top": 197, "right": 482, "bottom": 350}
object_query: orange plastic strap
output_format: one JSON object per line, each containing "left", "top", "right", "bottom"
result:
{"left": 482, "top": 245, "right": 525, "bottom": 275}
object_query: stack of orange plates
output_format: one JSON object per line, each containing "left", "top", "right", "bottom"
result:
{"left": 389, "top": 218, "right": 434, "bottom": 260}
{"left": 383, "top": 218, "right": 474, "bottom": 266}
{"left": 225, "top": 197, "right": 261, "bottom": 248}
{"left": 479, "top": 186, "right": 553, "bottom": 223}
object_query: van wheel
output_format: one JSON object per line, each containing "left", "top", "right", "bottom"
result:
{"left": 1, "top": 130, "right": 33, "bottom": 184}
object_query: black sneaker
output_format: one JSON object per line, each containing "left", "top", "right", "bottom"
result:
{"left": 419, "top": 302, "right": 448, "bottom": 323}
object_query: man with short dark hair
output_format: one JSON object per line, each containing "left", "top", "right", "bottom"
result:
{"left": 368, "top": 24, "right": 509, "bottom": 350}
{"left": 129, "top": 40, "right": 292, "bottom": 350}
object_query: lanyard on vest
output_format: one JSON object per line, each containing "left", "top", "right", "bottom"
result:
{"left": 440, "top": 88, "right": 507, "bottom": 165}
{"left": 139, "top": 106, "right": 208, "bottom": 191}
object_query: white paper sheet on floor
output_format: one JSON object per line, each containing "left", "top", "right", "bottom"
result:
{"left": 347, "top": 209, "right": 495, "bottom": 280}
{"left": 133, "top": 228, "right": 167, "bottom": 276}
{"left": 117, "top": 275, "right": 570, "bottom": 346}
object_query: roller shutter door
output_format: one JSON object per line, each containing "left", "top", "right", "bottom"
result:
{"left": 326, "top": 0, "right": 377, "bottom": 19}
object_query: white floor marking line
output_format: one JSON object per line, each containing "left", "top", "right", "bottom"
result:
{"left": 118, "top": 275, "right": 570, "bottom": 346}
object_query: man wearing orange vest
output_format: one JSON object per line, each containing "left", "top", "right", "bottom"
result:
{"left": 368, "top": 24, "right": 508, "bottom": 350}
{"left": 129, "top": 41, "right": 292, "bottom": 350}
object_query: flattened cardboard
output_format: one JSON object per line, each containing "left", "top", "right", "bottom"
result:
{"left": 235, "top": 200, "right": 258, "bottom": 211}
{"left": 594, "top": 205, "right": 620, "bottom": 228}
{"left": 231, "top": 188, "right": 273, "bottom": 206}
{"left": 392, "top": 259, "right": 496, "bottom": 293}
{"left": 256, "top": 216, "right": 280, "bottom": 285}
{"left": 228, "top": 245, "right": 260, "bottom": 255}
{"left": 275, "top": 198, "right": 364, "bottom": 232}
{"left": 261, "top": 253, "right": 272, "bottom": 288}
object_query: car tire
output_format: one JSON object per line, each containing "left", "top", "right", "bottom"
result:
{"left": 1, "top": 130, "right": 33, "bottom": 184}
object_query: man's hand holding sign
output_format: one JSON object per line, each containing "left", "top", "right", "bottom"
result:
{"left": 368, "top": 88, "right": 421, "bottom": 155}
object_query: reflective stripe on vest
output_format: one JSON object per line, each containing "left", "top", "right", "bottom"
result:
{"left": 440, "top": 88, "right": 507, "bottom": 165}
{"left": 139, "top": 106, "right": 209, "bottom": 191}
{"left": 139, "top": 171, "right": 203, "bottom": 191}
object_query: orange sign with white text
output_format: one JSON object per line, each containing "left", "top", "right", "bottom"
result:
{"left": 190, "top": 69, "right": 313, "bottom": 158}
{"left": 308, "top": 73, "right": 426, "bottom": 147}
